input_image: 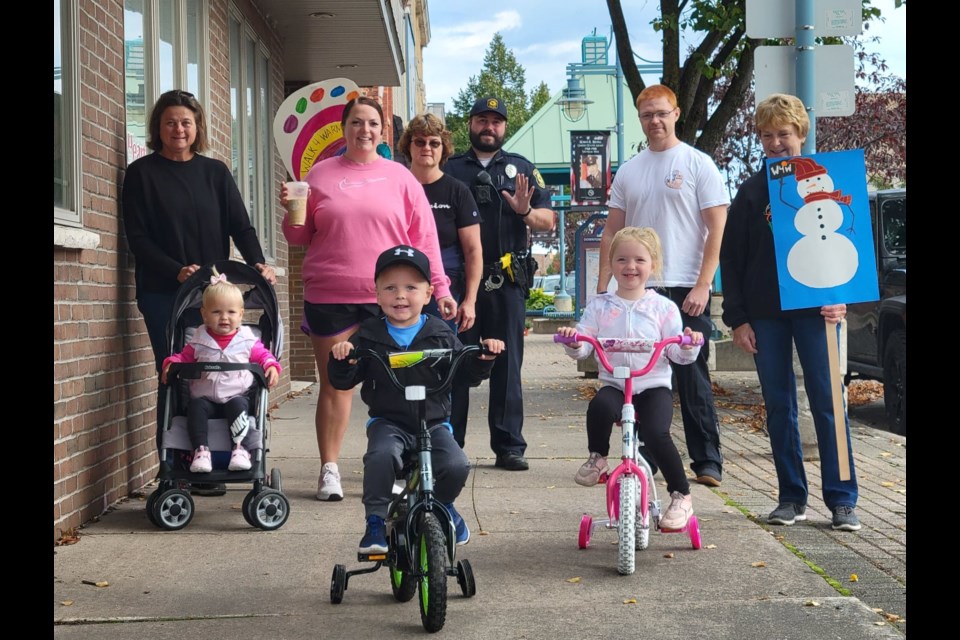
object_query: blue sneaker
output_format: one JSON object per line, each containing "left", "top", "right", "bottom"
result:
{"left": 445, "top": 503, "right": 470, "bottom": 546}
{"left": 359, "top": 515, "right": 388, "bottom": 554}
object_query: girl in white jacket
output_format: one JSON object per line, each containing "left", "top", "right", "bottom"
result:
{"left": 558, "top": 227, "right": 702, "bottom": 531}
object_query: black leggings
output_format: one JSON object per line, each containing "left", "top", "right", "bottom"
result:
{"left": 586, "top": 385, "right": 690, "bottom": 495}
{"left": 187, "top": 396, "right": 250, "bottom": 450}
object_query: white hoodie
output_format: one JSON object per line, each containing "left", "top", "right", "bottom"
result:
{"left": 563, "top": 290, "right": 700, "bottom": 394}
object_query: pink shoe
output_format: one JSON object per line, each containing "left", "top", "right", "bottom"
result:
{"left": 228, "top": 446, "right": 252, "bottom": 471}
{"left": 190, "top": 446, "right": 213, "bottom": 473}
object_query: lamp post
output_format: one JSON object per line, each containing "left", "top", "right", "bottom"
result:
{"left": 556, "top": 34, "right": 662, "bottom": 310}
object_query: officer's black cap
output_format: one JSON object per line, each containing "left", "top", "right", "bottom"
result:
{"left": 469, "top": 96, "right": 508, "bottom": 121}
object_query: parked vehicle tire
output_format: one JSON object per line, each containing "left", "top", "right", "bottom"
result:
{"left": 882, "top": 330, "right": 906, "bottom": 435}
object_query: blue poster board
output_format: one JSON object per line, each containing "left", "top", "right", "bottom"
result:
{"left": 766, "top": 149, "right": 880, "bottom": 311}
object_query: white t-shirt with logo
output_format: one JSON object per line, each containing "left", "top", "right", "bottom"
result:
{"left": 608, "top": 142, "right": 729, "bottom": 288}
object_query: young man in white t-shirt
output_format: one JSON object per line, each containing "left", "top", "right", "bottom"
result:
{"left": 598, "top": 84, "right": 729, "bottom": 487}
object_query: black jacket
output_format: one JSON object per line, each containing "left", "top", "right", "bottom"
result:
{"left": 328, "top": 315, "right": 494, "bottom": 432}
{"left": 720, "top": 170, "right": 820, "bottom": 330}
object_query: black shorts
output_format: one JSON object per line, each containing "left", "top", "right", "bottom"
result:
{"left": 302, "top": 302, "right": 382, "bottom": 338}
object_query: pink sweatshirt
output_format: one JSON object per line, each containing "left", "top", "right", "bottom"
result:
{"left": 282, "top": 156, "right": 451, "bottom": 304}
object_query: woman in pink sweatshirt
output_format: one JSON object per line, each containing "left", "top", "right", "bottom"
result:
{"left": 281, "top": 96, "right": 456, "bottom": 501}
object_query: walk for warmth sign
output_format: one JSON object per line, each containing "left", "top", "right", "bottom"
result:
{"left": 766, "top": 149, "right": 879, "bottom": 311}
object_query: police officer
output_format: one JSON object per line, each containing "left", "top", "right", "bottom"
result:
{"left": 445, "top": 96, "right": 555, "bottom": 471}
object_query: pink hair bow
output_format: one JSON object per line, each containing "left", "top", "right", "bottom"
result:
{"left": 210, "top": 273, "right": 228, "bottom": 285}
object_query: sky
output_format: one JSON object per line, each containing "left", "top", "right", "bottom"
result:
{"left": 422, "top": 0, "right": 907, "bottom": 112}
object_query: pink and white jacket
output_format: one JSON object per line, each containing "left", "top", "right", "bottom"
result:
{"left": 163, "top": 325, "right": 281, "bottom": 404}
{"left": 563, "top": 290, "right": 700, "bottom": 395}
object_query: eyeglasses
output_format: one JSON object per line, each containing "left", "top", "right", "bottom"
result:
{"left": 413, "top": 139, "right": 442, "bottom": 149}
{"left": 639, "top": 109, "right": 676, "bottom": 122}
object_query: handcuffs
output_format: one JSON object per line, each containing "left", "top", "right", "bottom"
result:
{"left": 483, "top": 253, "right": 515, "bottom": 292}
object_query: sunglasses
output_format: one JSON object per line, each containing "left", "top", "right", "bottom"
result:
{"left": 413, "top": 139, "right": 442, "bottom": 149}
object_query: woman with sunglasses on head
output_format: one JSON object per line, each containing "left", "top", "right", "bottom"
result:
{"left": 123, "top": 89, "right": 276, "bottom": 373}
{"left": 397, "top": 113, "right": 482, "bottom": 334}
{"left": 281, "top": 98, "right": 456, "bottom": 502}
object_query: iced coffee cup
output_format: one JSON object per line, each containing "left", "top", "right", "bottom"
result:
{"left": 284, "top": 181, "right": 310, "bottom": 226}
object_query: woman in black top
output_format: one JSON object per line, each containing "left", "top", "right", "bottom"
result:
{"left": 397, "top": 113, "right": 482, "bottom": 333}
{"left": 123, "top": 90, "right": 275, "bottom": 371}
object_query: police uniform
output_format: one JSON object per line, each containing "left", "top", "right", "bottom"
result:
{"left": 444, "top": 147, "right": 552, "bottom": 457}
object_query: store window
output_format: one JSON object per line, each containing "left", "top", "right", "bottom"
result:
{"left": 229, "top": 12, "right": 274, "bottom": 257}
{"left": 124, "top": 0, "right": 206, "bottom": 165}
{"left": 54, "top": 0, "right": 80, "bottom": 225}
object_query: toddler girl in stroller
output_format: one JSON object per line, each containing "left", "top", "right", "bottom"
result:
{"left": 162, "top": 268, "right": 280, "bottom": 472}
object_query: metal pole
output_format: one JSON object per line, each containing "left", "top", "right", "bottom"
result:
{"left": 615, "top": 46, "right": 625, "bottom": 168}
{"left": 796, "top": 0, "right": 816, "bottom": 153}
{"left": 555, "top": 206, "right": 572, "bottom": 311}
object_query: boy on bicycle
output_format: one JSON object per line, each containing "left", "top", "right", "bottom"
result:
{"left": 329, "top": 245, "right": 504, "bottom": 554}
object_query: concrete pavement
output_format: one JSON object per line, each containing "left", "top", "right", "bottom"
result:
{"left": 53, "top": 333, "right": 906, "bottom": 639}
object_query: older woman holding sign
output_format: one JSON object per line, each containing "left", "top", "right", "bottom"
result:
{"left": 719, "top": 93, "right": 860, "bottom": 532}
{"left": 282, "top": 96, "right": 456, "bottom": 502}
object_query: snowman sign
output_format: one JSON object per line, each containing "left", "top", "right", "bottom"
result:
{"left": 766, "top": 149, "right": 879, "bottom": 311}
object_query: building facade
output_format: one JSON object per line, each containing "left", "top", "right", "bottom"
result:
{"left": 53, "top": 0, "right": 430, "bottom": 542}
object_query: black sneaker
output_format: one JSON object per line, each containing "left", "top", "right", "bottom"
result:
{"left": 495, "top": 452, "right": 529, "bottom": 471}
{"left": 768, "top": 502, "right": 807, "bottom": 525}
{"left": 831, "top": 506, "right": 862, "bottom": 531}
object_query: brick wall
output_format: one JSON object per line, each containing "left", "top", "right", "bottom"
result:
{"left": 54, "top": 0, "right": 290, "bottom": 543}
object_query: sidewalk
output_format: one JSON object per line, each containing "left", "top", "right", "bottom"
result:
{"left": 54, "top": 333, "right": 906, "bottom": 639}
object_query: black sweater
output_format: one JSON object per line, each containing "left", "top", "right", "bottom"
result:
{"left": 720, "top": 170, "right": 820, "bottom": 329}
{"left": 328, "top": 315, "right": 494, "bottom": 432}
{"left": 122, "top": 153, "right": 266, "bottom": 294}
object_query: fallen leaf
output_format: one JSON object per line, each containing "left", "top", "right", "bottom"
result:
{"left": 566, "top": 577, "right": 581, "bottom": 583}
{"left": 479, "top": 531, "right": 489, "bottom": 536}
{"left": 61, "top": 601, "right": 74, "bottom": 606}
{"left": 663, "top": 552, "right": 675, "bottom": 559}
{"left": 883, "top": 613, "right": 901, "bottom": 622}
{"left": 871, "top": 608, "right": 883, "bottom": 613}
{"left": 546, "top": 485, "right": 556, "bottom": 489}
{"left": 705, "top": 544, "right": 717, "bottom": 549}
{"left": 804, "top": 600, "right": 821, "bottom": 607}
{"left": 623, "top": 598, "right": 637, "bottom": 604}
{"left": 82, "top": 580, "right": 110, "bottom": 587}
{"left": 873, "top": 622, "right": 886, "bottom": 626}
{"left": 879, "top": 452, "right": 893, "bottom": 458}
{"left": 880, "top": 481, "right": 895, "bottom": 488}
{"left": 509, "top": 510, "right": 520, "bottom": 515}
{"left": 751, "top": 561, "right": 767, "bottom": 568}
{"left": 850, "top": 574, "right": 859, "bottom": 582}
{"left": 774, "top": 535, "right": 785, "bottom": 541}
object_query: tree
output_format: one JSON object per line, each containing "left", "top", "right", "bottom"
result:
{"left": 605, "top": 0, "right": 905, "bottom": 159}
{"left": 446, "top": 34, "right": 548, "bottom": 152}
{"left": 714, "top": 38, "right": 906, "bottom": 189}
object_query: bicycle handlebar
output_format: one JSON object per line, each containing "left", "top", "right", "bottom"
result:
{"left": 554, "top": 333, "right": 701, "bottom": 377}
{"left": 345, "top": 344, "right": 492, "bottom": 396}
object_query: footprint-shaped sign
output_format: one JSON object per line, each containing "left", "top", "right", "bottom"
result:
{"left": 273, "top": 78, "right": 360, "bottom": 181}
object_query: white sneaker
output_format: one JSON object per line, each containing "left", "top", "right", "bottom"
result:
{"left": 317, "top": 462, "right": 344, "bottom": 501}
{"left": 660, "top": 491, "right": 693, "bottom": 530}
{"left": 228, "top": 446, "right": 252, "bottom": 471}
{"left": 190, "top": 446, "right": 212, "bottom": 473}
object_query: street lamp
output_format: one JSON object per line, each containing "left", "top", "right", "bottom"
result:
{"left": 558, "top": 77, "right": 593, "bottom": 122}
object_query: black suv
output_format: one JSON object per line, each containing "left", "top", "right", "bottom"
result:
{"left": 845, "top": 189, "right": 906, "bottom": 434}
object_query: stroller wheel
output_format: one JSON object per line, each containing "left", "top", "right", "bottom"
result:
{"left": 269, "top": 468, "right": 282, "bottom": 492}
{"left": 146, "top": 490, "right": 161, "bottom": 527}
{"left": 241, "top": 490, "right": 257, "bottom": 527}
{"left": 153, "top": 489, "right": 194, "bottom": 531}
{"left": 250, "top": 489, "right": 290, "bottom": 531}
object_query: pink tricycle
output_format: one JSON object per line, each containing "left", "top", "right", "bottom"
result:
{"left": 554, "top": 333, "right": 702, "bottom": 575}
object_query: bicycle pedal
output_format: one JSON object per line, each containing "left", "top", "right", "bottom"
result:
{"left": 357, "top": 552, "right": 387, "bottom": 562}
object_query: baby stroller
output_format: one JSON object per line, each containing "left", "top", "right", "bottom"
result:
{"left": 146, "top": 260, "right": 289, "bottom": 531}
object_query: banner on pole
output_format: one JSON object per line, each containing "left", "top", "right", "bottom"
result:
{"left": 570, "top": 131, "right": 611, "bottom": 205}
